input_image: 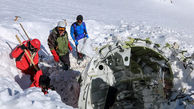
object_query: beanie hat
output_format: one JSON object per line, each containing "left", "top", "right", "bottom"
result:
{"left": 76, "top": 15, "right": 83, "bottom": 21}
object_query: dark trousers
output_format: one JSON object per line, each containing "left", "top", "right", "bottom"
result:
{"left": 59, "top": 52, "right": 70, "bottom": 66}
{"left": 76, "top": 45, "right": 84, "bottom": 59}
{"left": 22, "top": 64, "right": 39, "bottom": 81}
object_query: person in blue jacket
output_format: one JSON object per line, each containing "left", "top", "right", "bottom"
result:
{"left": 70, "top": 15, "right": 89, "bottom": 60}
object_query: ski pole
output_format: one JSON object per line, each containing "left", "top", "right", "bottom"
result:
{"left": 14, "top": 16, "right": 31, "bottom": 40}
{"left": 15, "top": 34, "right": 39, "bottom": 71}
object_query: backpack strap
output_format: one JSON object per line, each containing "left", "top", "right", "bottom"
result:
{"left": 82, "top": 22, "right": 87, "bottom": 34}
{"left": 15, "top": 41, "right": 28, "bottom": 61}
{"left": 73, "top": 23, "right": 78, "bottom": 38}
{"left": 16, "top": 51, "right": 25, "bottom": 61}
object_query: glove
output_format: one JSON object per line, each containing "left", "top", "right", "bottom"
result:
{"left": 51, "top": 49, "right": 59, "bottom": 62}
{"left": 85, "top": 34, "right": 89, "bottom": 38}
{"left": 68, "top": 41, "right": 72, "bottom": 51}
{"left": 20, "top": 44, "right": 27, "bottom": 50}
{"left": 75, "top": 40, "right": 78, "bottom": 46}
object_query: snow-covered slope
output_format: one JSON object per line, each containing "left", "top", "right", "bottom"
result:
{"left": 0, "top": 0, "right": 193, "bottom": 109}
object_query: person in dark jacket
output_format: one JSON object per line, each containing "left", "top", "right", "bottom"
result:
{"left": 11, "top": 39, "right": 41, "bottom": 81}
{"left": 70, "top": 15, "right": 89, "bottom": 60}
{"left": 48, "top": 21, "right": 72, "bottom": 70}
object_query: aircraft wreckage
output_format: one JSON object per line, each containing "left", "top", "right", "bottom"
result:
{"left": 78, "top": 38, "right": 176, "bottom": 109}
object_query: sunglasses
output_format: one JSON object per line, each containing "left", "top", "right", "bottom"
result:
{"left": 58, "top": 27, "right": 65, "bottom": 31}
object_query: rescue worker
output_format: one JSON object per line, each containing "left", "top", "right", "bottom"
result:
{"left": 70, "top": 15, "right": 89, "bottom": 60}
{"left": 48, "top": 21, "right": 72, "bottom": 70}
{"left": 11, "top": 39, "right": 41, "bottom": 81}
{"left": 30, "top": 70, "right": 53, "bottom": 94}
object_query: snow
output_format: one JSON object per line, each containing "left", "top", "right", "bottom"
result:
{"left": 0, "top": 0, "right": 194, "bottom": 108}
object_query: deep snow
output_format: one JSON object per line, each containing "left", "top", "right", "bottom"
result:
{"left": 0, "top": 0, "right": 193, "bottom": 109}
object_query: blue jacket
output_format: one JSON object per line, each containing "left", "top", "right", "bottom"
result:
{"left": 70, "top": 22, "right": 88, "bottom": 41}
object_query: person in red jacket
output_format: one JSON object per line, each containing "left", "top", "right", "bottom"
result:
{"left": 30, "top": 70, "right": 52, "bottom": 94}
{"left": 11, "top": 39, "right": 41, "bottom": 81}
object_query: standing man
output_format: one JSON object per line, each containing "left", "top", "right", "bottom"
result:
{"left": 70, "top": 15, "right": 89, "bottom": 60}
{"left": 11, "top": 39, "right": 41, "bottom": 81}
{"left": 48, "top": 21, "right": 72, "bottom": 70}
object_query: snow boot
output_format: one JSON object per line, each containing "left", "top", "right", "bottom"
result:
{"left": 77, "top": 53, "right": 86, "bottom": 65}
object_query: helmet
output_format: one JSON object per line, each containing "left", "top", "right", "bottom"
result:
{"left": 76, "top": 15, "right": 83, "bottom": 21}
{"left": 30, "top": 39, "right": 41, "bottom": 49}
{"left": 57, "top": 21, "right": 66, "bottom": 28}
